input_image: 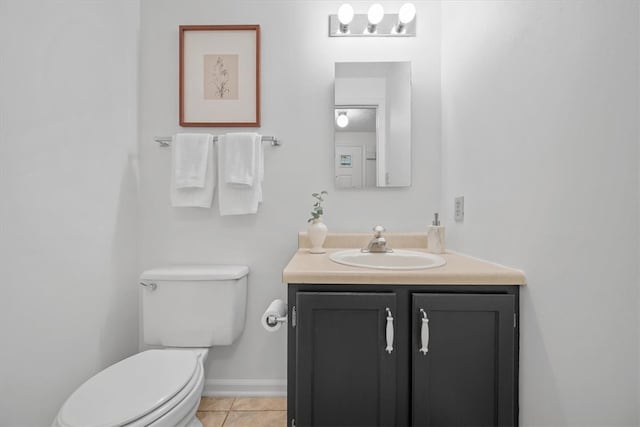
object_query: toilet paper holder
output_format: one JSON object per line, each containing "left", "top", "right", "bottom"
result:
{"left": 266, "top": 313, "right": 288, "bottom": 327}
{"left": 262, "top": 299, "right": 288, "bottom": 331}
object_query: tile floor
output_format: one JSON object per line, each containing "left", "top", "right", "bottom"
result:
{"left": 196, "top": 397, "right": 287, "bottom": 427}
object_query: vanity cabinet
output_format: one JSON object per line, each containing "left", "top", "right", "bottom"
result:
{"left": 287, "top": 285, "right": 519, "bottom": 427}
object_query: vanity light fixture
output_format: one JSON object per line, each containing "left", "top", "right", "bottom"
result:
{"left": 336, "top": 112, "right": 349, "bottom": 128}
{"left": 329, "top": 3, "right": 416, "bottom": 37}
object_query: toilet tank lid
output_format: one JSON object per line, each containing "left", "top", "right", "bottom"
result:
{"left": 140, "top": 265, "right": 249, "bottom": 281}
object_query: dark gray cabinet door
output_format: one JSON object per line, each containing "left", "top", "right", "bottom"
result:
{"left": 296, "top": 292, "right": 397, "bottom": 427}
{"left": 412, "top": 294, "right": 516, "bottom": 427}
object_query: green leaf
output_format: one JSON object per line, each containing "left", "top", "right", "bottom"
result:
{"left": 308, "top": 190, "right": 327, "bottom": 222}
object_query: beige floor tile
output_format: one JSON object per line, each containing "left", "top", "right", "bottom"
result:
{"left": 196, "top": 411, "right": 228, "bottom": 427}
{"left": 231, "top": 397, "right": 287, "bottom": 411}
{"left": 223, "top": 411, "right": 286, "bottom": 427}
{"left": 199, "top": 397, "right": 236, "bottom": 411}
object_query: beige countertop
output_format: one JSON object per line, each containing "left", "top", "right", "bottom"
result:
{"left": 283, "top": 232, "right": 526, "bottom": 286}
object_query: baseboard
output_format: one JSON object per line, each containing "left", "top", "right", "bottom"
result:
{"left": 202, "top": 379, "right": 287, "bottom": 397}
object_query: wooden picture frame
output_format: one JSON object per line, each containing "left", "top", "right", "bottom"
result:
{"left": 179, "top": 25, "right": 260, "bottom": 127}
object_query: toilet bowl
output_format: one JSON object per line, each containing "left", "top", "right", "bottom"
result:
{"left": 54, "top": 349, "right": 207, "bottom": 427}
{"left": 53, "top": 265, "right": 249, "bottom": 427}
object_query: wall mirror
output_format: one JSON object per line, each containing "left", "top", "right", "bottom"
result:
{"left": 334, "top": 61, "right": 411, "bottom": 188}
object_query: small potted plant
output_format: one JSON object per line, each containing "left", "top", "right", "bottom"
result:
{"left": 307, "top": 190, "right": 328, "bottom": 254}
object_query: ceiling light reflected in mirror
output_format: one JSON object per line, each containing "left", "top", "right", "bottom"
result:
{"left": 334, "top": 108, "right": 375, "bottom": 132}
{"left": 336, "top": 112, "right": 350, "bottom": 128}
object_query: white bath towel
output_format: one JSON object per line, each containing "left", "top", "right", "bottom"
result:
{"left": 171, "top": 135, "right": 216, "bottom": 208}
{"left": 221, "top": 132, "right": 261, "bottom": 185}
{"left": 173, "top": 133, "right": 212, "bottom": 188}
{"left": 217, "top": 134, "right": 264, "bottom": 215}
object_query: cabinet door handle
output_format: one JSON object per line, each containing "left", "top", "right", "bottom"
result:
{"left": 385, "top": 308, "right": 394, "bottom": 354}
{"left": 419, "top": 308, "right": 429, "bottom": 355}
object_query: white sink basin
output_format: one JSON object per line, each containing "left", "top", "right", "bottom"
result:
{"left": 329, "top": 249, "right": 446, "bottom": 270}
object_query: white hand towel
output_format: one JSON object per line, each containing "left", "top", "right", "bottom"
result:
{"left": 173, "top": 133, "right": 212, "bottom": 188}
{"left": 217, "top": 134, "right": 264, "bottom": 215}
{"left": 221, "top": 132, "right": 261, "bottom": 185}
{"left": 257, "top": 136, "right": 264, "bottom": 202}
{"left": 171, "top": 136, "right": 216, "bottom": 208}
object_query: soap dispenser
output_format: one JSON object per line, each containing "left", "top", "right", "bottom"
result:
{"left": 427, "top": 213, "right": 445, "bottom": 254}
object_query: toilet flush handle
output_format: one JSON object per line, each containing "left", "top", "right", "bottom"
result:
{"left": 139, "top": 282, "right": 157, "bottom": 291}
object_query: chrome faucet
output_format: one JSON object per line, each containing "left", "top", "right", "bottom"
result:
{"left": 363, "top": 225, "right": 392, "bottom": 253}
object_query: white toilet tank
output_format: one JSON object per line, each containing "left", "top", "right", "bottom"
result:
{"left": 140, "top": 265, "right": 248, "bottom": 347}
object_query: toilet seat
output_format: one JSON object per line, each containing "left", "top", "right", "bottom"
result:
{"left": 55, "top": 350, "right": 203, "bottom": 427}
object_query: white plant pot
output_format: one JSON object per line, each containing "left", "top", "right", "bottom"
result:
{"left": 308, "top": 219, "right": 328, "bottom": 254}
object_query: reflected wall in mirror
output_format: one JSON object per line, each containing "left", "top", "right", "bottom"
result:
{"left": 334, "top": 61, "right": 411, "bottom": 188}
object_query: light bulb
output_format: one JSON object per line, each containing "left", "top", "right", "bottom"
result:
{"left": 336, "top": 113, "right": 349, "bottom": 128}
{"left": 338, "top": 4, "right": 354, "bottom": 25}
{"left": 367, "top": 4, "right": 384, "bottom": 25}
{"left": 398, "top": 3, "right": 416, "bottom": 24}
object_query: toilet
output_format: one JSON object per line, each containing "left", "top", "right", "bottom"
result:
{"left": 53, "top": 265, "right": 249, "bottom": 427}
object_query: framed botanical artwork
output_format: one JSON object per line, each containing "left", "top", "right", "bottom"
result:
{"left": 179, "top": 25, "right": 260, "bottom": 127}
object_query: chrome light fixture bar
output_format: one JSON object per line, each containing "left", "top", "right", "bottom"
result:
{"left": 329, "top": 3, "right": 416, "bottom": 37}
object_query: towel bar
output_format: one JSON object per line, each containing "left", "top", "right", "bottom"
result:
{"left": 153, "top": 135, "right": 281, "bottom": 147}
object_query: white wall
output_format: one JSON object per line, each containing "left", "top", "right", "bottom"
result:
{"left": 441, "top": 1, "right": 639, "bottom": 425}
{"left": 139, "top": 0, "right": 441, "bottom": 393}
{"left": 0, "top": 1, "right": 140, "bottom": 425}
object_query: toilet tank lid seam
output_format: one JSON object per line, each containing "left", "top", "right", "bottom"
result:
{"left": 140, "top": 265, "right": 249, "bottom": 281}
